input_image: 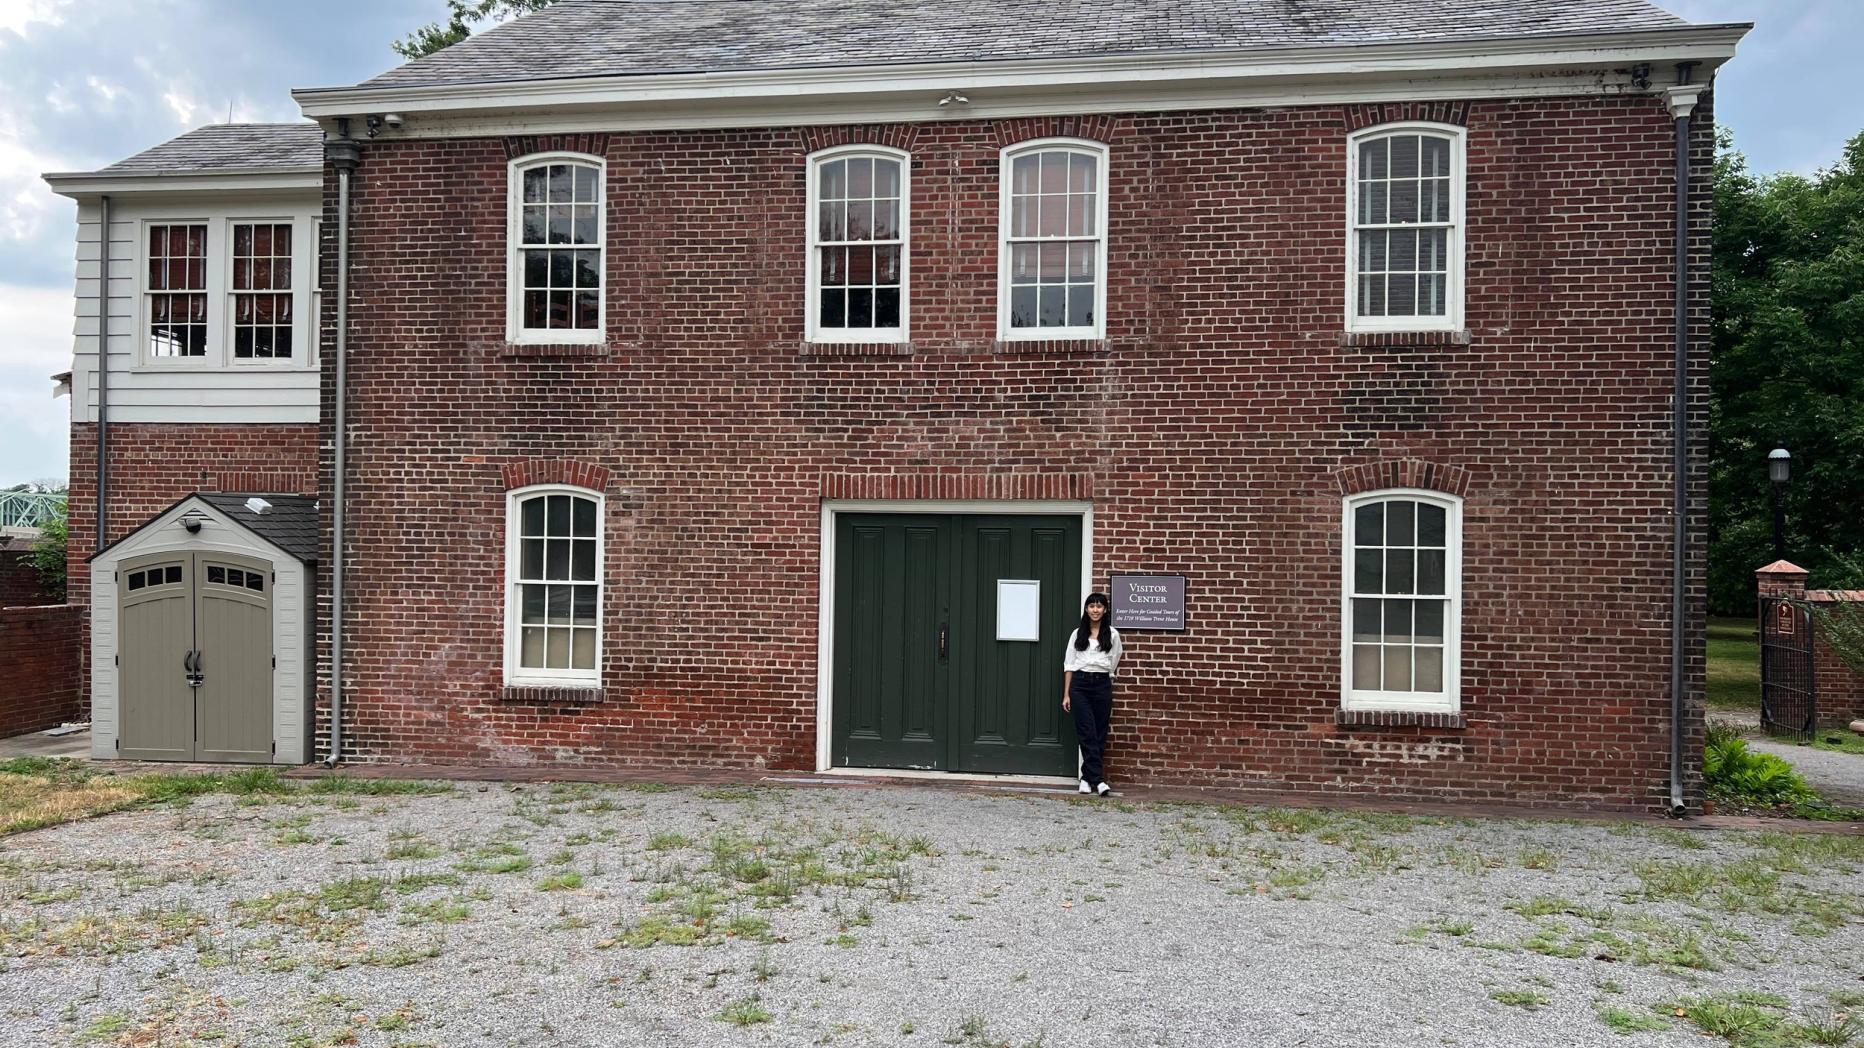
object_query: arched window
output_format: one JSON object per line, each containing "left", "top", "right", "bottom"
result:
{"left": 999, "top": 138, "right": 1107, "bottom": 340}
{"left": 505, "top": 485, "right": 603, "bottom": 685}
{"left": 507, "top": 152, "right": 605, "bottom": 344}
{"left": 808, "top": 146, "right": 909, "bottom": 342}
{"left": 1346, "top": 124, "right": 1463, "bottom": 332}
{"left": 1343, "top": 490, "right": 1461, "bottom": 711}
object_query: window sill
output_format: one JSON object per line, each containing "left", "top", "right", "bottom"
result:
{"left": 1340, "top": 329, "right": 1471, "bottom": 349}
{"left": 1335, "top": 708, "right": 1466, "bottom": 729}
{"left": 500, "top": 684, "right": 605, "bottom": 706}
{"left": 991, "top": 337, "right": 1109, "bottom": 356}
{"left": 799, "top": 340, "right": 915, "bottom": 358}
{"left": 498, "top": 342, "right": 613, "bottom": 360}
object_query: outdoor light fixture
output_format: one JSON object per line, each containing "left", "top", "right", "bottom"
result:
{"left": 179, "top": 511, "right": 205, "bottom": 534}
{"left": 1768, "top": 447, "right": 1791, "bottom": 561}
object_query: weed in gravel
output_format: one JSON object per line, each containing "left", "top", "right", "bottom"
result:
{"left": 752, "top": 950, "right": 779, "bottom": 981}
{"left": 303, "top": 777, "right": 453, "bottom": 797}
{"left": 1595, "top": 1003, "right": 1669, "bottom": 1035}
{"left": 1, "top": 904, "right": 207, "bottom": 957}
{"left": 399, "top": 898, "right": 472, "bottom": 926}
{"left": 1517, "top": 845, "right": 1559, "bottom": 870}
{"left": 623, "top": 782, "right": 677, "bottom": 794}
{"left": 458, "top": 841, "right": 533, "bottom": 875}
{"left": 1658, "top": 991, "right": 1792, "bottom": 1045}
{"left": 1490, "top": 989, "right": 1552, "bottom": 1010}
{"left": 648, "top": 832, "right": 693, "bottom": 851}
{"left": 717, "top": 994, "right": 772, "bottom": 1026}
{"left": 357, "top": 939, "right": 444, "bottom": 968}
{"left": 1792, "top": 1014, "right": 1862, "bottom": 1046}
{"left": 386, "top": 832, "right": 441, "bottom": 861}
{"left": 537, "top": 872, "right": 584, "bottom": 891}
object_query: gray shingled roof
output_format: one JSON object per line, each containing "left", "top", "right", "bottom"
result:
{"left": 362, "top": 0, "right": 1697, "bottom": 89}
{"left": 197, "top": 494, "right": 319, "bottom": 565}
{"left": 99, "top": 124, "right": 323, "bottom": 176}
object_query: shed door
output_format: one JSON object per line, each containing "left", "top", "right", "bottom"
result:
{"left": 118, "top": 557, "right": 196, "bottom": 762}
{"left": 117, "top": 552, "right": 272, "bottom": 762}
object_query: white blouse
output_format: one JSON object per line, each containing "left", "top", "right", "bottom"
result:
{"left": 1062, "top": 626, "right": 1123, "bottom": 677}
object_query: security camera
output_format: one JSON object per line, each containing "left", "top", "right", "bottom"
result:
{"left": 383, "top": 113, "right": 405, "bottom": 130}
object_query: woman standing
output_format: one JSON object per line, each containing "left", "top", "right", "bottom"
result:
{"left": 1061, "top": 592, "right": 1122, "bottom": 796}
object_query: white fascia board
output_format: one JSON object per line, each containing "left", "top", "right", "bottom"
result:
{"left": 42, "top": 168, "right": 322, "bottom": 200}
{"left": 292, "top": 24, "right": 1748, "bottom": 124}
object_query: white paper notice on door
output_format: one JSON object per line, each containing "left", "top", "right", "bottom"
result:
{"left": 996, "top": 579, "right": 1041, "bottom": 642}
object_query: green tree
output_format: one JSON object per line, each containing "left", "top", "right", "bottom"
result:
{"left": 1709, "top": 128, "right": 1864, "bottom": 614}
{"left": 26, "top": 501, "right": 67, "bottom": 604}
{"left": 393, "top": 0, "right": 558, "bottom": 59}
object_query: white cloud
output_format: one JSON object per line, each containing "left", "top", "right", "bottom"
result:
{"left": 162, "top": 87, "right": 198, "bottom": 127}
{"left": 0, "top": 0, "right": 70, "bottom": 39}
{"left": 84, "top": 75, "right": 122, "bottom": 107}
{"left": 0, "top": 282, "right": 74, "bottom": 483}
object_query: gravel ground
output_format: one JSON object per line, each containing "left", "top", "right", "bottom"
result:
{"left": 2, "top": 780, "right": 1862, "bottom": 1047}
{"left": 1750, "top": 737, "right": 1864, "bottom": 806}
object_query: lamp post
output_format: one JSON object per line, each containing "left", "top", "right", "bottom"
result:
{"left": 1768, "top": 447, "right": 1791, "bottom": 561}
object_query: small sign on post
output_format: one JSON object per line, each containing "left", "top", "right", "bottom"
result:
{"left": 1108, "top": 574, "right": 1186, "bottom": 631}
{"left": 1773, "top": 600, "right": 1795, "bottom": 636}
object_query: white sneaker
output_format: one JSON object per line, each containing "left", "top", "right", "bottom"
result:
{"left": 1078, "top": 779, "right": 1092, "bottom": 794}
{"left": 1096, "top": 782, "right": 1112, "bottom": 796}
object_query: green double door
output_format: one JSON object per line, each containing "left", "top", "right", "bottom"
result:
{"left": 832, "top": 514, "right": 1082, "bottom": 776}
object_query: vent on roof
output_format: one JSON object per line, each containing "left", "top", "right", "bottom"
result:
{"left": 244, "top": 497, "right": 273, "bottom": 516}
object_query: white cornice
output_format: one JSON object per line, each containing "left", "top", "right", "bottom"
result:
{"left": 293, "top": 24, "right": 1748, "bottom": 127}
{"left": 41, "top": 168, "right": 322, "bottom": 199}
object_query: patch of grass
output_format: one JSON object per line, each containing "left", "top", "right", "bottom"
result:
{"left": 647, "top": 832, "right": 693, "bottom": 851}
{"left": 1660, "top": 991, "right": 1791, "bottom": 1046}
{"left": 536, "top": 871, "right": 584, "bottom": 892}
{"left": 1708, "top": 617, "right": 1760, "bottom": 711}
{"left": 399, "top": 898, "right": 471, "bottom": 926}
{"left": 391, "top": 872, "right": 462, "bottom": 894}
{"left": 1490, "top": 989, "right": 1552, "bottom": 1010}
{"left": 618, "top": 914, "right": 704, "bottom": 948}
{"left": 1807, "top": 731, "right": 1864, "bottom": 758}
{"left": 386, "top": 833, "right": 442, "bottom": 861}
{"left": 302, "top": 776, "right": 453, "bottom": 796}
{"left": 1596, "top": 1003, "right": 1669, "bottom": 1035}
{"left": 717, "top": 994, "right": 772, "bottom": 1026}
{"left": 81, "top": 1013, "right": 132, "bottom": 1042}
{"left": 457, "top": 841, "right": 532, "bottom": 875}
{"left": 1516, "top": 845, "right": 1559, "bottom": 871}
{"left": 1791, "top": 1014, "right": 1862, "bottom": 1047}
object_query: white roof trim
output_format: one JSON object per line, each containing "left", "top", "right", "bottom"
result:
{"left": 294, "top": 24, "right": 1747, "bottom": 121}
{"left": 42, "top": 168, "right": 322, "bottom": 199}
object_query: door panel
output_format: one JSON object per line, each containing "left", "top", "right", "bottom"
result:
{"left": 832, "top": 515, "right": 951, "bottom": 769}
{"left": 951, "top": 515, "right": 1081, "bottom": 776}
{"left": 195, "top": 554, "right": 274, "bottom": 763}
{"left": 118, "top": 556, "right": 196, "bottom": 761}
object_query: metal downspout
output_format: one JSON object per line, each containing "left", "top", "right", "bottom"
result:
{"left": 325, "top": 128, "right": 361, "bottom": 767}
{"left": 1666, "top": 77, "right": 1703, "bottom": 818}
{"left": 95, "top": 195, "right": 110, "bottom": 549}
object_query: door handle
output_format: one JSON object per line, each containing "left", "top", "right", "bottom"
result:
{"left": 938, "top": 622, "right": 948, "bottom": 661}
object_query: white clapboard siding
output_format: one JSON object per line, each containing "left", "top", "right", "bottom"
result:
{"left": 70, "top": 194, "right": 322, "bottom": 425}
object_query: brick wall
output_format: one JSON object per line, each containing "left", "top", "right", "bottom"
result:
{"left": 1758, "top": 564, "right": 1864, "bottom": 730}
{"left": 315, "top": 93, "right": 1712, "bottom": 811}
{"left": 0, "top": 605, "right": 82, "bottom": 737}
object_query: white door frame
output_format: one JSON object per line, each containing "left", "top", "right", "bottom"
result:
{"left": 815, "top": 498, "right": 1095, "bottom": 773}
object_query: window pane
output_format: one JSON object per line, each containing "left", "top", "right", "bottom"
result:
{"left": 1359, "top": 275, "right": 1385, "bottom": 317}
{"left": 546, "top": 165, "right": 572, "bottom": 202}
{"left": 848, "top": 157, "right": 872, "bottom": 197}
{"left": 1354, "top": 549, "right": 1382, "bottom": 593}
{"left": 1351, "top": 598, "right": 1380, "bottom": 643}
{"left": 1414, "top": 647, "right": 1444, "bottom": 692}
{"left": 1354, "top": 503, "right": 1383, "bottom": 546}
{"left": 820, "top": 159, "right": 845, "bottom": 200}
{"left": 521, "top": 538, "right": 543, "bottom": 579}
{"left": 847, "top": 200, "right": 872, "bottom": 241}
{"left": 571, "top": 628, "right": 595, "bottom": 670}
{"left": 1381, "top": 599, "right": 1412, "bottom": 643}
{"left": 1068, "top": 196, "right": 1089, "bottom": 237}
{"left": 1386, "top": 549, "right": 1415, "bottom": 594}
{"left": 1011, "top": 196, "right": 1032, "bottom": 238}
{"left": 1352, "top": 644, "right": 1381, "bottom": 690}
{"left": 1389, "top": 180, "right": 1419, "bottom": 224}
{"left": 1009, "top": 244, "right": 1036, "bottom": 285}
{"left": 572, "top": 206, "right": 598, "bottom": 245}
{"left": 1039, "top": 151, "right": 1067, "bottom": 193}
{"left": 1418, "top": 549, "right": 1446, "bottom": 596}
{"left": 521, "top": 626, "right": 545, "bottom": 666}
{"left": 1383, "top": 646, "right": 1412, "bottom": 692}
{"left": 877, "top": 245, "right": 901, "bottom": 284}
{"left": 1390, "top": 136, "right": 1420, "bottom": 179}
{"left": 523, "top": 168, "right": 548, "bottom": 203}
{"left": 547, "top": 495, "right": 570, "bottom": 536}
{"left": 1066, "top": 284, "right": 1094, "bottom": 328}
{"left": 247, "top": 573, "right": 264, "bottom": 592}
{"left": 1359, "top": 181, "right": 1387, "bottom": 225}
{"left": 546, "top": 585, "right": 571, "bottom": 625}
{"left": 1360, "top": 138, "right": 1388, "bottom": 180}
{"left": 1360, "top": 229, "right": 1386, "bottom": 274}
{"left": 875, "top": 287, "right": 901, "bottom": 328}
{"left": 1386, "top": 501, "right": 1414, "bottom": 545}
{"left": 1012, "top": 154, "right": 1038, "bottom": 195}
{"left": 546, "top": 628, "right": 570, "bottom": 668}
{"left": 1039, "top": 194, "right": 1065, "bottom": 236}
{"left": 1389, "top": 230, "right": 1417, "bottom": 273}
{"left": 523, "top": 209, "right": 546, "bottom": 245}
{"left": 1422, "top": 136, "right": 1450, "bottom": 177}
{"left": 521, "top": 584, "right": 545, "bottom": 624}
{"left": 849, "top": 246, "right": 874, "bottom": 284}
{"left": 548, "top": 210, "right": 570, "bottom": 246}
{"left": 573, "top": 497, "right": 595, "bottom": 537}
{"left": 1038, "top": 285, "right": 1065, "bottom": 327}
{"left": 1038, "top": 242, "right": 1065, "bottom": 280}
{"left": 573, "top": 164, "right": 598, "bottom": 202}
{"left": 522, "top": 496, "right": 546, "bottom": 536}
{"left": 573, "top": 585, "right": 597, "bottom": 626}
{"left": 875, "top": 158, "right": 900, "bottom": 198}
{"left": 820, "top": 288, "right": 845, "bottom": 328}
{"left": 1388, "top": 274, "right": 1416, "bottom": 316}
{"left": 546, "top": 539, "right": 570, "bottom": 580}
{"left": 574, "top": 252, "right": 599, "bottom": 290}
{"left": 128, "top": 573, "right": 145, "bottom": 591}
{"left": 571, "top": 539, "right": 595, "bottom": 581}
{"left": 848, "top": 288, "right": 872, "bottom": 327}
{"left": 1069, "top": 242, "right": 1095, "bottom": 279}
{"left": 1010, "top": 287, "right": 1037, "bottom": 328}
{"left": 1417, "top": 503, "right": 1446, "bottom": 546}
{"left": 874, "top": 200, "right": 898, "bottom": 240}
{"left": 208, "top": 566, "right": 226, "bottom": 585}
{"left": 819, "top": 202, "right": 845, "bottom": 242}
{"left": 1069, "top": 153, "right": 1097, "bottom": 192}
{"left": 1415, "top": 600, "right": 1445, "bottom": 644}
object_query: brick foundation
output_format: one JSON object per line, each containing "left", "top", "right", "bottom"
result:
{"left": 308, "top": 93, "right": 1712, "bottom": 813}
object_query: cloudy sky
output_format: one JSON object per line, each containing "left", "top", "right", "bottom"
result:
{"left": 0, "top": 0, "right": 1858, "bottom": 487}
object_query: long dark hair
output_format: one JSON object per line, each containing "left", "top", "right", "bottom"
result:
{"left": 1073, "top": 592, "right": 1112, "bottom": 652}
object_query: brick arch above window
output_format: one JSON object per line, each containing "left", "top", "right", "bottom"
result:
{"left": 1342, "top": 101, "right": 1470, "bottom": 132}
{"left": 991, "top": 115, "right": 1120, "bottom": 149}
{"left": 505, "top": 133, "right": 611, "bottom": 160}
{"left": 799, "top": 125, "right": 920, "bottom": 154}
{"left": 502, "top": 458, "right": 613, "bottom": 493}
{"left": 1333, "top": 459, "right": 1471, "bottom": 499}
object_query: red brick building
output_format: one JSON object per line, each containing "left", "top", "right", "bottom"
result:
{"left": 49, "top": 1, "right": 1748, "bottom": 811}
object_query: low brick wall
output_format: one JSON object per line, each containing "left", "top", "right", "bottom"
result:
{"left": 0, "top": 604, "right": 83, "bottom": 738}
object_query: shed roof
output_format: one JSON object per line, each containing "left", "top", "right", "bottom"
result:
{"left": 196, "top": 494, "right": 320, "bottom": 565}
{"left": 362, "top": 0, "right": 1702, "bottom": 89}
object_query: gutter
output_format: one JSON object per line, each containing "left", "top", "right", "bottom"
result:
{"left": 324, "top": 126, "right": 361, "bottom": 768}
{"left": 95, "top": 195, "right": 110, "bottom": 552}
{"left": 1666, "top": 75, "right": 1704, "bottom": 818}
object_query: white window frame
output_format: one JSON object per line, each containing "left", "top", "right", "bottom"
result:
{"left": 996, "top": 137, "right": 1109, "bottom": 342}
{"left": 134, "top": 212, "right": 315, "bottom": 371}
{"left": 506, "top": 151, "right": 607, "bottom": 346}
{"left": 1340, "top": 488, "right": 1462, "bottom": 713}
{"left": 1344, "top": 122, "right": 1465, "bottom": 334}
{"left": 805, "top": 144, "right": 910, "bottom": 344}
{"left": 503, "top": 483, "right": 605, "bottom": 688}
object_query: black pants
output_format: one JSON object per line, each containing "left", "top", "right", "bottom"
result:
{"left": 1070, "top": 672, "right": 1113, "bottom": 785}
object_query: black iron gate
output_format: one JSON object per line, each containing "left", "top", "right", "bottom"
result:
{"left": 1758, "top": 596, "right": 1816, "bottom": 741}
